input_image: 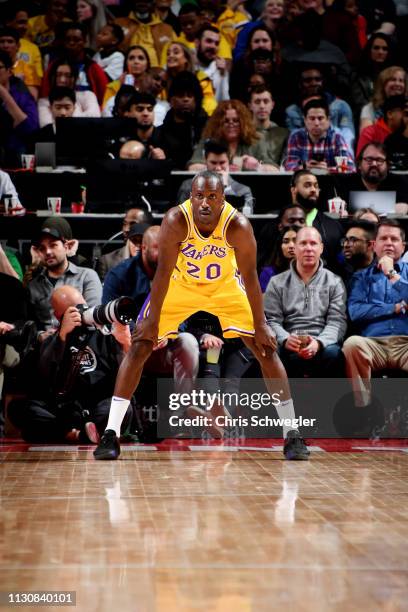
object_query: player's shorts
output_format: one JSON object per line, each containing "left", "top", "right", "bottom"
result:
{"left": 138, "top": 273, "right": 255, "bottom": 340}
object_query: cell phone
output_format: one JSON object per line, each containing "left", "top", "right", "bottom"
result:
{"left": 312, "top": 153, "right": 324, "bottom": 162}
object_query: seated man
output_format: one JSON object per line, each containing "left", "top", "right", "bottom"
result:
{"left": 265, "top": 226, "right": 347, "bottom": 378}
{"left": 177, "top": 139, "right": 254, "bottom": 212}
{"left": 343, "top": 219, "right": 408, "bottom": 410}
{"left": 96, "top": 208, "right": 153, "bottom": 282}
{"left": 340, "top": 219, "right": 375, "bottom": 288}
{"left": 284, "top": 98, "right": 355, "bottom": 172}
{"left": 27, "top": 227, "right": 102, "bottom": 335}
{"left": 248, "top": 85, "right": 288, "bottom": 169}
{"left": 8, "top": 285, "right": 133, "bottom": 443}
{"left": 357, "top": 95, "right": 405, "bottom": 158}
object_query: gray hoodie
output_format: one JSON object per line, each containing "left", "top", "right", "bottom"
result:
{"left": 264, "top": 260, "right": 347, "bottom": 348}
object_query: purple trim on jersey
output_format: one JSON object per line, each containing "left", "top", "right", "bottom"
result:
{"left": 137, "top": 294, "right": 151, "bottom": 323}
{"left": 222, "top": 326, "right": 255, "bottom": 336}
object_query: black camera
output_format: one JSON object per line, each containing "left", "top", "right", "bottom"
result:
{"left": 76, "top": 297, "right": 138, "bottom": 327}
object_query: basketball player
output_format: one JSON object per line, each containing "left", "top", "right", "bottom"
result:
{"left": 94, "top": 171, "right": 309, "bottom": 460}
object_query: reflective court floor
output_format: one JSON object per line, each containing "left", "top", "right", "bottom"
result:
{"left": 1, "top": 438, "right": 408, "bottom": 612}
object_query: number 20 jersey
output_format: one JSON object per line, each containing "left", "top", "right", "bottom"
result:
{"left": 174, "top": 199, "right": 239, "bottom": 287}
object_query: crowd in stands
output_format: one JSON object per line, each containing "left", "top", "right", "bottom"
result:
{"left": 1, "top": 0, "right": 408, "bottom": 442}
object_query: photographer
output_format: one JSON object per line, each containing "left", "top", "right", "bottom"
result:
{"left": 8, "top": 286, "right": 133, "bottom": 444}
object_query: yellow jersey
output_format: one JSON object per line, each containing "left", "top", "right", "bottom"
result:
{"left": 175, "top": 199, "right": 239, "bottom": 286}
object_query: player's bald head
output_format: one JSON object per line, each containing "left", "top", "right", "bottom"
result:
{"left": 191, "top": 170, "right": 224, "bottom": 193}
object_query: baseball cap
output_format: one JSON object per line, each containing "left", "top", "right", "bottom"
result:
{"left": 33, "top": 227, "right": 65, "bottom": 246}
{"left": 127, "top": 222, "right": 151, "bottom": 240}
{"left": 41, "top": 216, "right": 73, "bottom": 239}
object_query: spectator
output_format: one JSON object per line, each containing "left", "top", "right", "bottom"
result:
{"left": 27, "top": 227, "right": 102, "bottom": 333}
{"left": 38, "top": 57, "right": 100, "bottom": 127}
{"left": 283, "top": 98, "right": 355, "bottom": 172}
{"left": 34, "top": 86, "right": 75, "bottom": 142}
{"left": 0, "top": 49, "right": 39, "bottom": 167}
{"left": 8, "top": 285, "right": 133, "bottom": 443}
{"left": 360, "top": 66, "right": 407, "bottom": 132}
{"left": 248, "top": 84, "right": 288, "bottom": 167}
{"left": 0, "top": 26, "right": 41, "bottom": 100}
{"left": 41, "top": 23, "right": 109, "bottom": 106}
{"left": 258, "top": 225, "right": 299, "bottom": 292}
{"left": 343, "top": 220, "right": 408, "bottom": 413}
{"left": 164, "top": 41, "right": 217, "bottom": 116}
{"left": 188, "top": 99, "right": 280, "bottom": 171}
{"left": 4, "top": 4, "right": 44, "bottom": 87}
{"left": 174, "top": 3, "right": 231, "bottom": 62}
{"left": 96, "top": 207, "right": 152, "bottom": 281}
{"left": 148, "top": 67, "right": 170, "bottom": 126}
{"left": 76, "top": 0, "right": 108, "bottom": 51}
{"left": 26, "top": 0, "right": 72, "bottom": 51}
{"left": 0, "top": 167, "right": 19, "bottom": 200}
{"left": 285, "top": 65, "right": 355, "bottom": 152}
{"left": 0, "top": 271, "right": 32, "bottom": 431}
{"left": 351, "top": 34, "right": 396, "bottom": 118}
{"left": 385, "top": 99, "right": 408, "bottom": 170}
{"left": 230, "top": 25, "right": 279, "bottom": 103}
{"left": 233, "top": 0, "right": 286, "bottom": 61}
{"left": 353, "top": 207, "right": 381, "bottom": 224}
{"left": 102, "top": 44, "right": 150, "bottom": 112}
{"left": 195, "top": 25, "right": 230, "bottom": 103}
{"left": 345, "top": 142, "right": 408, "bottom": 210}
{"left": 102, "top": 225, "right": 159, "bottom": 307}
{"left": 159, "top": 71, "right": 208, "bottom": 169}
{"left": 357, "top": 95, "right": 406, "bottom": 158}
{"left": 290, "top": 169, "right": 344, "bottom": 272}
{"left": 93, "top": 23, "right": 124, "bottom": 81}
{"left": 264, "top": 226, "right": 347, "bottom": 378}
{"left": 154, "top": 0, "right": 180, "bottom": 35}
{"left": 357, "top": 0, "right": 396, "bottom": 36}
{"left": 176, "top": 139, "right": 254, "bottom": 211}
{"left": 215, "top": 0, "right": 251, "bottom": 50}
{"left": 340, "top": 219, "right": 376, "bottom": 288}
{"left": 114, "top": 0, "right": 175, "bottom": 65}
{"left": 120, "top": 91, "right": 166, "bottom": 159}
{"left": 280, "top": 9, "right": 351, "bottom": 98}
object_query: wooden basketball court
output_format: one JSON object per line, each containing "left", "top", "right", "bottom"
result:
{"left": 1, "top": 439, "right": 408, "bottom": 611}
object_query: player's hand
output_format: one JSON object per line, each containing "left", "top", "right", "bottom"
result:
{"left": 132, "top": 319, "right": 159, "bottom": 345}
{"left": 200, "top": 334, "right": 224, "bottom": 349}
{"left": 298, "top": 338, "right": 319, "bottom": 360}
{"left": 59, "top": 306, "right": 82, "bottom": 342}
{"left": 254, "top": 323, "right": 277, "bottom": 357}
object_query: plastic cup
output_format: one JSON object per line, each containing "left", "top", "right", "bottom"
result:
{"left": 327, "top": 197, "right": 345, "bottom": 214}
{"left": 47, "top": 197, "right": 62, "bottom": 214}
{"left": 71, "top": 202, "right": 85, "bottom": 214}
{"left": 335, "top": 156, "right": 348, "bottom": 173}
{"left": 293, "top": 330, "right": 310, "bottom": 350}
{"left": 4, "top": 196, "right": 11, "bottom": 215}
{"left": 206, "top": 346, "right": 221, "bottom": 364}
{"left": 21, "top": 154, "right": 35, "bottom": 170}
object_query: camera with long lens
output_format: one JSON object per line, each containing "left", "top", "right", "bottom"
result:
{"left": 76, "top": 296, "right": 138, "bottom": 327}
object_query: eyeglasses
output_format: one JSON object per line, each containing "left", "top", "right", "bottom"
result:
{"left": 224, "top": 118, "right": 240, "bottom": 125}
{"left": 341, "top": 237, "right": 368, "bottom": 246}
{"left": 0, "top": 64, "right": 6, "bottom": 70}
{"left": 362, "top": 156, "right": 387, "bottom": 165}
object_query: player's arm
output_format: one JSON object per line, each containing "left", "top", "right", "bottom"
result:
{"left": 146, "top": 207, "right": 187, "bottom": 326}
{"left": 227, "top": 214, "right": 276, "bottom": 354}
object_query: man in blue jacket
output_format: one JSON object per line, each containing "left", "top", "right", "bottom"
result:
{"left": 343, "top": 219, "right": 408, "bottom": 409}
